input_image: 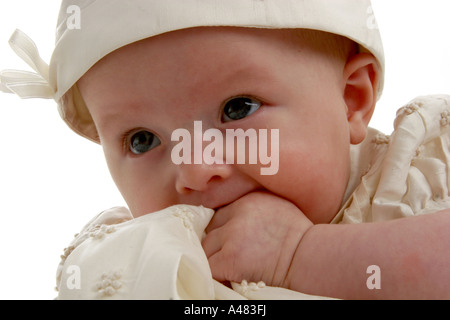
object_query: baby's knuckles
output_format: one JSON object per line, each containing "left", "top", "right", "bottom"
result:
{"left": 228, "top": 191, "right": 300, "bottom": 217}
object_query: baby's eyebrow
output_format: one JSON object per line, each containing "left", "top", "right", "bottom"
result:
{"left": 222, "top": 62, "right": 271, "bottom": 83}
{"left": 97, "top": 111, "right": 123, "bottom": 129}
{"left": 94, "top": 103, "right": 142, "bottom": 134}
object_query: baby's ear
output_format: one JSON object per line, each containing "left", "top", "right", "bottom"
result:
{"left": 343, "top": 53, "right": 381, "bottom": 145}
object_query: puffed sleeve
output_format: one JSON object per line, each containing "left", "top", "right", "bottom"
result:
{"left": 339, "top": 95, "right": 450, "bottom": 224}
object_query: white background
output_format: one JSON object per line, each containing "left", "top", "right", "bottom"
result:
{"left": 0, "top": 0, "right": 449, "bottom": 299}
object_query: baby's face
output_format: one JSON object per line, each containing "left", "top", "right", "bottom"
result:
{"left": 78, "top": 27, "right": 357, "bottom": 224}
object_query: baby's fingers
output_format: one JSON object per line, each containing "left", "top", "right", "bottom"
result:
{"left": 205, "top": 248, "right": 239, "bottom": 284}
{"left": 202, "top": 228, "right": 223, "bottom": 259}
{"left": 202, "top": 229, "right": 241, "bottom": 283}
{"left": 205, "top": 206, "right": 234, "bottom": 234}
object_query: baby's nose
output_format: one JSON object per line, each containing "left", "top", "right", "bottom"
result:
{"left": 175, "top": 162, "right": 233, "bottom": 194}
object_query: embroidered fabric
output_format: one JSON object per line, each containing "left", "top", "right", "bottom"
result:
{"left": 55, "top": 205, "right": 330, "bottom": 300}
{"left": 334, "top": 95, "right": 450, "bottom": 223}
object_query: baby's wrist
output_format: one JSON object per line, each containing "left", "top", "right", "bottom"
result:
{"left": 282, "top": 222, "right": 314, "bottom": 290}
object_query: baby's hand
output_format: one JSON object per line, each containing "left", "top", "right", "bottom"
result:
{"left": 202, "top": 191, "right": 313, "bottom": 288}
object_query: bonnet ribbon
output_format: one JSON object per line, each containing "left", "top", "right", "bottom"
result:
{"left": 0, "top": 29, "right": 55, "bottom": 99}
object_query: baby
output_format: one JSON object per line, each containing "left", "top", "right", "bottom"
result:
{"left": 2, "top": 0, "right": 450, "bottom": 300}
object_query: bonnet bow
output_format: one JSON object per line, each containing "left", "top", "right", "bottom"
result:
{"left": 0, "top": 29, "right": 55, "bottom": 99}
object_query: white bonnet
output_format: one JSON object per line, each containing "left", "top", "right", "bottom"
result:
{"left": 1, "top": 0, "right": 384, "bottom": 143}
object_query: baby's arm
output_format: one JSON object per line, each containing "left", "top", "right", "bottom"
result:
{"left": 286, "top": 209, "right": 450, "bottom": 299}
{"left": 203, "top": 192, "right": 450, "bottom": 299}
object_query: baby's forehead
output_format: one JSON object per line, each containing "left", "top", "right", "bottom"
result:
{"left": 112, "top": 27, "right": 300, "bottom": 57}
{"left": 86, "top": 27, "right": 301, "bottom": 81}
{"left": 81, "top": 28, "right": 323, "bottom": 130}
{"left": 81, "top": 29, "right": 280, "bottom": 96}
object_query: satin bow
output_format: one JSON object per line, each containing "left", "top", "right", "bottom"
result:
{"left": 0, "top": 29, "right": 55, "bottom": 99}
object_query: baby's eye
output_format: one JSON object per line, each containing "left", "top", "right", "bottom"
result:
{"left": 129, "top": 130, "right": 161, "bottom": 155}
{"left": 222, "top": 97, "right": 262, "bottom": 122}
